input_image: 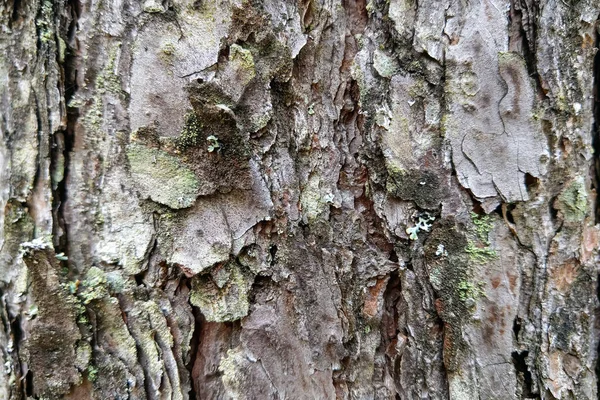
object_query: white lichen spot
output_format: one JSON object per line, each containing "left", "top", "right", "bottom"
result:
{"left": 406, "top": 212, "right": 435, "bottom": 240}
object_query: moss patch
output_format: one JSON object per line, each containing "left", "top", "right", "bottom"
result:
{"left": 177, "top": 111, "right": 204, "bottom": 149}
{"left": 127, "top": 143, "right": 200, "bottom": 209}
{"left": 386, "top": 166, "right": 445, "bottom": 209}
{"left": 423, "top": 218, "right": 482, "bottom": 371}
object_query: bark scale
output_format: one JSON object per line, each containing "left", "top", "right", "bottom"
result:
{"left": 0, "top": 0, "right": 599, "bottom": 399}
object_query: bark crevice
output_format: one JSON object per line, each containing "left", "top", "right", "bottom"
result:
{"left": 52, "top": 0, "right": 80, "bottom": 261}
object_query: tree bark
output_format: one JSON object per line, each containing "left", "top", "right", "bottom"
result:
{"left": 1, "top": 0, "right": 599, "bottom": 399}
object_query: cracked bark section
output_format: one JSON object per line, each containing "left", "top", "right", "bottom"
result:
{"left": 0, "top": 0, "right": 599, "bottom": 399}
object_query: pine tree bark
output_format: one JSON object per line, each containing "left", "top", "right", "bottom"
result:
{"left": 1, "top": 0, "right": 599, "bottom": 399}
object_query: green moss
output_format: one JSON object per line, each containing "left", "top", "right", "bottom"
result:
{"left": 556, "top": 177, "right": 587, "bottom": 222}
{"left": 386, "top": 166, "right": 444, "bottom": 209}
{"left": 177, "top": 112, "right": 204, "bottom": 149}
{"left": 127, "top": 143, "right": 200, "bottom": 209}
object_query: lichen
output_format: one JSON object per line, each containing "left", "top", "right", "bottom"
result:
{"left": 206, "top": 135, "right": 221, "bottom": 152}
{"left": 219, "top": 348, "right": 246, "bottom": 398}
{"left": 300, "top": 174, "right": 334, "bottom": 223}
{"left": 465, "top": 241, "right": 497, "bottom": 263}
{"left": 77, "top": 267, "right": 109, "bottom": 305}
{"left": 470, "top": 212, "right": 493, "bottom": 244}
{"left": 126, "top": 143, "right": 200, "bottom": 209}
{"left": 465, "top": 213, "right": 497, "bottom": 263}
{"left": 96, "top": 44, "right": 124, "bottom": 96}
{"left": 189, "top": 261, "right": 254, "bottom": 322}
{"left": 373, "top": 49, "right": 399, "bottom": 78}
{"left": 229, "top": 43, "right": 255, "bottom": 73}
{"left": 456, "top": 281, "right": 484, "bottom": 302}
{"left": 556, "top": 177, "right": 587, "bottom": 222}
{"left": 81, "top": 44, "right": 124, "bottom": 135}
{"left": 36, "top": 1, "right": 55, "bottom": 43}
{"left": 406, "top": 212, "right": 435, "bottom": 240}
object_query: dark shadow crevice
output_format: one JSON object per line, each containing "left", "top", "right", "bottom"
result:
{"left": 52, "top": 0, "right": 80, "bottom": 263}
{"left": 185, "top": 303, "right": 202, "bottom": 400}
{"left": 508, "top": 0, "right": 546, "bottom": 100}
{"left": 511, "top": 350, "right": 540, "bottom": 398}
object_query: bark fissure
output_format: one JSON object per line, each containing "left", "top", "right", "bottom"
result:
{"left": 509, "top": 0, "right": 546, "bottom": 99}
{"left": 1, "top": 0, "right": 599, "bottom": 398}
{"left": 185, "top": 304, "right": 202, "bottom": 399}
{"left": 52, "top": 0, "right": 79, "bottom": 259}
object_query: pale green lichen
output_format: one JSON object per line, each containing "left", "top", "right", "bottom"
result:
{"left": 465, "top": 242, "right": 497, "bottom": 263}
{"left": 82, "top": 44, "right": 124, "bottom": 134}
{"left": 219, "top": 348, "right": 246, "bottom": 398}
{"left": 556, "top": 177, "right": 587, "bottom": 222}
{"left": 406, "top": 212, "right": 435, "bottom": 240}
{"left": 465, "top": 212, "right": 497, "bottom": 263}
{"left": 161, "top": 42, "right": 176, "bottom": 56}
{"left": 229, "top": 44, "right": 255, "bottom": 73}
{"left": 158, "top": 42, "right": 177, "bottom": 71}
{"left": 206, "top": 135, "right": 220, "bottom": 152}
{"left": 36, "top": 1, "right": 55, "bottom": 43}
{"left": 373, "top": 49, "right": 399, "bottom": 78}
{"left": 470, "top": 212, "right": 493, "bottom": 244}
{"left": 127, "top": 143, "right": 200, "bottom": 209}
{"left": 189, "top": 262, "right": 254, "bottom": 322}
{"left": 435, "top": 243, "right": 448, "bottom": 257}
{"left": 300, "top": 174, "right": 335, "bottom": 222}
{"left": 456, "top": 281, "right": 484, "bottom": 303}
{"left": 96, "top": 45, "right": 124, "bottom": 96}
{"left": 75, "top": 341, "right": 92, "bottom": 372}
{"left": 87, "top": 365, "right": 98, "bottom": 382}
{"left": 78, "top": 267, "right": 109, "bottom": 305}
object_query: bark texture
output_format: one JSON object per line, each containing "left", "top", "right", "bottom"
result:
{"left": 1, "top": 0, "right": 599, "bottom": 399}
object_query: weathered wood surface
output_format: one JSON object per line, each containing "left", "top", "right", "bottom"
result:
{"left": 0, "top": 0, "right": 599, "bottom": 398}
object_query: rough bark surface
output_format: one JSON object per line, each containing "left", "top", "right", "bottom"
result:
{"left": 1, "top": 0, "right": 599, "bottom": 399}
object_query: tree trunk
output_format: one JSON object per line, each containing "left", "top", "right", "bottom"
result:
{"left": 1, "top": 0, "right": 599, "bottom": 399}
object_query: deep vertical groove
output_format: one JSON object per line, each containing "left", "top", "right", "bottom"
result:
{"left": 52, "top": 0, "right": 80, "bottom": 260}
{"left": 509, "top": 0, "right": 546, "bottom": 100}
{"left": 185, "top": 303, "right": 203, "bottom": 399}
